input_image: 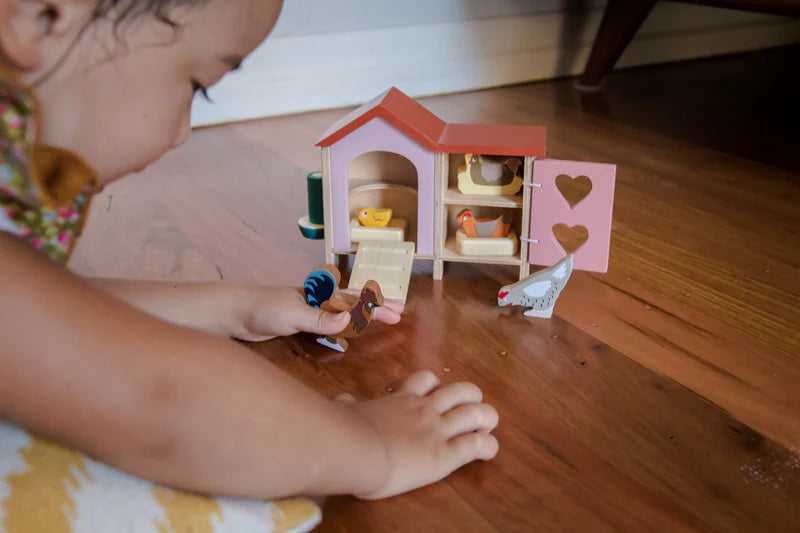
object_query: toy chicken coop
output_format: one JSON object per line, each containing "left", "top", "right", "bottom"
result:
{"left": 306, "top": 87, "right": 615, "bottom": 299}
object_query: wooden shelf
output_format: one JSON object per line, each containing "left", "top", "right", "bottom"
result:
{"left": 333, "top": 246, "right": 434, "bottom": 261}
{"left": 442, "top": 237, "right": 522, "bottom": 265}
{"left": 443, "top": 187, "right": 523, "bottom": 208}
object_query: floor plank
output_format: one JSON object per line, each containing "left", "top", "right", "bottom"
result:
{"left": 271, "top": 268, "right": 798, "bottom": 532}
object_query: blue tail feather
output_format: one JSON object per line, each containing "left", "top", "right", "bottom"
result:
{"left": 304, "top": 270, "right": 337, "bottom": 308}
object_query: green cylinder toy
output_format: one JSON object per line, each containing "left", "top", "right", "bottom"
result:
{"left": 306, "top": 171, "right": 324, "bottom": 225}
{"left": 298, "top": 171, "right": 325, "bottom": 240}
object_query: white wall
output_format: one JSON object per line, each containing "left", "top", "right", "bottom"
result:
{"left": 268, "top": 0, "right": 603, "bottom": 37}
{"left": 191, "top": 1, "right": 800, "bottom": 126}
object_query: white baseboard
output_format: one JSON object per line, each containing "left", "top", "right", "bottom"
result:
{"left": 191, "top": 4, "right": 800, "bottom": 126}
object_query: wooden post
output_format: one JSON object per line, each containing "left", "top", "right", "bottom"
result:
{"left": 321, "top": 146, "right": 335, "bottom": 264}
{"left": 519, "top": 156, "right": 535, "bottom": 280}
{"left": 433, "top": 152, "right": 448, "bottom": 280}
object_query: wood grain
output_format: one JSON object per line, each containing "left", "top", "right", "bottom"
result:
{"left": 70, "top": 47, "right": 800, "bottom": 531}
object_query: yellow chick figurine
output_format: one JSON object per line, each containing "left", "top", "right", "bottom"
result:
{"left": 358, "top": 207, "right": 393, "bottom": 227}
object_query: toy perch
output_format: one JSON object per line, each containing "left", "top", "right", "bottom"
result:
{"left": 304, "top": 265, "right": 384, "bottom": 352}
{"left": 497, "top": 254, "right": 573, "bottom": 319}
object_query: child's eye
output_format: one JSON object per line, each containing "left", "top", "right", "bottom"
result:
{"left": 191, "top": 80, "right": 213, "bottom": 102}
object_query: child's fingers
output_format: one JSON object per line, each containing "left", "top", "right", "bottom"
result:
{"left": 441, "top": 404, "right": 499, "bottom": 439}
{"left": 329, "top": 288, "right": 403, "bottom": 324}
{"left": 446, "top": 432, "right": 500, "bottom": 468}
{"left": 400, "top": 370, "right": 439, "bottom": 396}
{"left": 430, "top": 382, "right": 483, "bottom": 413}
{"left": 303, "top": 310, "right": 349, "bottom": 335}
{"left": 373, "top": 306, "right": 402, "bottom": 325}
{"left": 337, "top": 289, "right": 405, "bottom": 314}
{"left": 382, "top": 300, "right": 405, "bottom": 314}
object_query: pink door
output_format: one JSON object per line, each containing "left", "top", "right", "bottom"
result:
{"left": 528, "top": 159, "right": 616, "bottom": 273}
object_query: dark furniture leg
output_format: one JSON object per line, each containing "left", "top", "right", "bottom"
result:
{"left": 577, "top": 0, "right": 657, "bottom": 90}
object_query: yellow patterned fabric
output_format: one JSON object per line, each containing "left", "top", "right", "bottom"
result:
{"left": 0, "top": 72, "right": 96, "bottom": 263}
{"left": 0, "top": 423, "right": 322, "bottom": 533}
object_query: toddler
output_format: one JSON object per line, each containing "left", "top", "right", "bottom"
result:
{"left": 0, "top": 0, "right": 499, "bottom": 524}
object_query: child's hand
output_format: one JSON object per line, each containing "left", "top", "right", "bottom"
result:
{"left": 340, "top": 370, "right": 499, "bottom": 499}
{"left": 237, "top": 287, "right": 404, "bottom": 342}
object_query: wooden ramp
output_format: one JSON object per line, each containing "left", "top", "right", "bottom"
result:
{"left": 348, "top": 241, "right": 415, "bottom": 303}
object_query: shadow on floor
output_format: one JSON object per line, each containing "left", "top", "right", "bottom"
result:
{"left": 551, "top": 45, "right": 800, "bottom": 174}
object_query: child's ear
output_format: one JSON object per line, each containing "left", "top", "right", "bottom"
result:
{"left": 0, "top": 1, "right": 50, "bottom": 69}
{"left": 0, "top": 0, "right": 90, "bottom": 70}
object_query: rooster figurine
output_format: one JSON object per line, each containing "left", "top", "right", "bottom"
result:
{"left": 457, "top": 209, "right": 512, "bottom": 238}
{"left": 318, "top": 280, "right": 384, "bottom": 352}
{"left": 304, "top": 265, "right": 384, "bottom": 352}
{"left": 497, "top": 254, "right": 573, "bottom": 319}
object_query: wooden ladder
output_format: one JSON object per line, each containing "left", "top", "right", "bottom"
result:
{"left": 348, "top": 241, "right": 415, "bottom": 303}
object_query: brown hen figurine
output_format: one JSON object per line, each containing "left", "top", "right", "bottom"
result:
{"left": 457, "top": 208, "right": 512, "bottom": 238}
{"left": 317, "top": 280, "right": 384, "bottom": 352}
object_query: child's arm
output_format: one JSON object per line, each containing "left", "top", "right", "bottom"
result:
{"left": 1, "top": 234, "right": 498, "bottom": 499}
{"left": 87, "top": 278, "right": 403, "bottom": 341}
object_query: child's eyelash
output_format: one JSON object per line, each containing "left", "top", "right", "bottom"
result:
{"left": 191, "top": 80, "right": 213, "bottom": 103}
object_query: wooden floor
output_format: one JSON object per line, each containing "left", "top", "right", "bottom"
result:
{"left": 70, "top": 46, "right": 800, "bottom": 532}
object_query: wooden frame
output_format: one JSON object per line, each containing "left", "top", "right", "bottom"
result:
{"left": 433, "top": 152, "right": 448, "bottom": 280}
{"left": 519, "top": 156, "right": 535, "bottom": 279}
{"left": 321, "top": 146, "right": 334, "bottom": 264}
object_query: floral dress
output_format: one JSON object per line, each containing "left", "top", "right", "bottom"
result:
{"left": 0, "top": 75, "right": 95, "bottom": 263}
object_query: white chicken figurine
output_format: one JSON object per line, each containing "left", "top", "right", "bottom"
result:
{"left": 497, "top": 254, "right": 574, "bottom": 318}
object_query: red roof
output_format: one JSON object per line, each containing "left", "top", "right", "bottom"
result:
{"left": 316, "top": 87, "right": 547, "bottom": 157}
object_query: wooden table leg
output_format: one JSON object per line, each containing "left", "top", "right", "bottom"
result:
{"left": 577, "top": 0, "right": 657, "bottom": 90}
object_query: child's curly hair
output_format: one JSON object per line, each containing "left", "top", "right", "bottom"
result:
{"left": 31, "top": 0, "right": 209, "bottom": 85}
{"left": 92, "top": 0, "right": 209, "bottom": 27}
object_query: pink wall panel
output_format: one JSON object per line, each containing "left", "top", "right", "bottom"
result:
{"left": 528, "top": 159, "right": 616, "bottom": 272}
{"left": 329, "top": 117, "right": 435, "bottom": 255}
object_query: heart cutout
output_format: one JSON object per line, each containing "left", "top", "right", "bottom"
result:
{"left": 552, "top": 224, "right": 589, "bottom": 254}
{"left": 555, "top": 174, "right": 592, "bottom": 209}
